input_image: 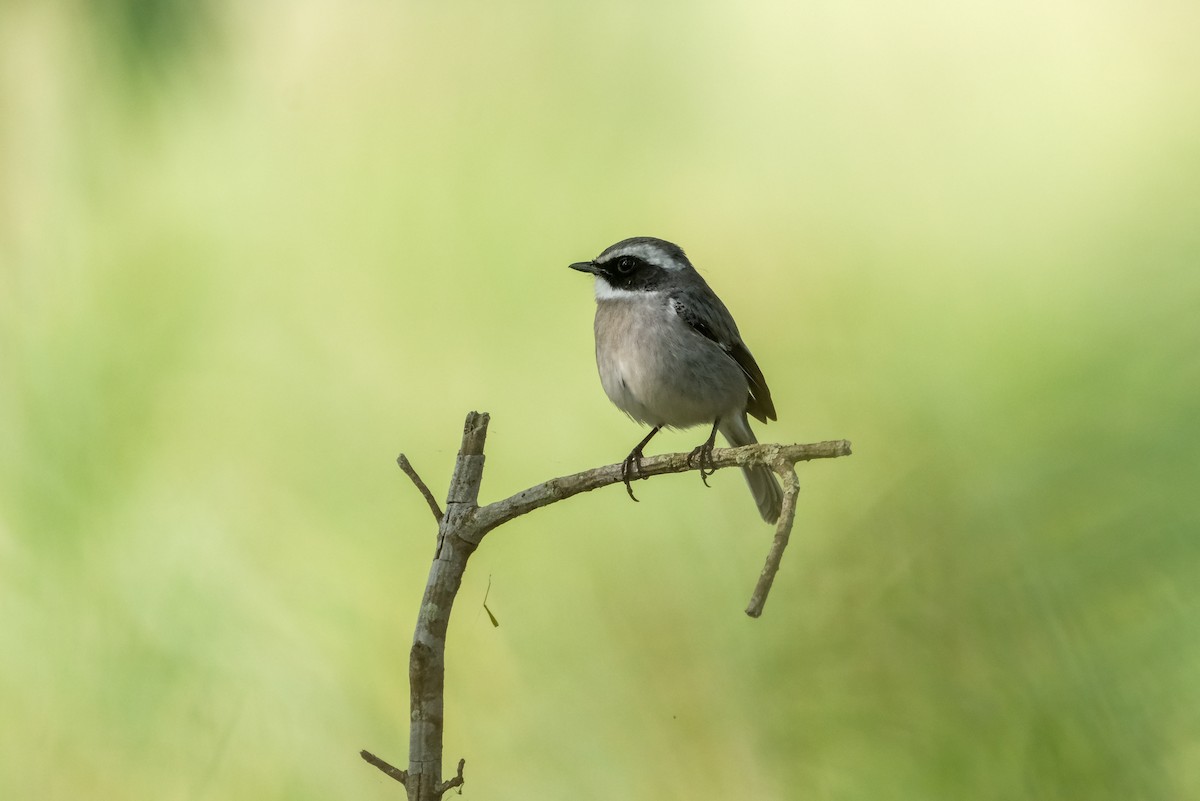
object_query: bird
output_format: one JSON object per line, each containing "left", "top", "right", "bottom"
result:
{"left": 569, "top": 236, "right": 784, "bottom": 523}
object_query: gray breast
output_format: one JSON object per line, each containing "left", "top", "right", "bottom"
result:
{"left": 593, "top": 296, "right": 748, "bottom": 428}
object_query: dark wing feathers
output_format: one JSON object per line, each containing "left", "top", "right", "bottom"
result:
{"left": 672, "top": 298, "right": 721, "bottom": 344}
{"left": 728, "top": 340, "right": 776, "bottom": 423}
{"left": 669, "top": 295, "right": 777, "bottom": 424}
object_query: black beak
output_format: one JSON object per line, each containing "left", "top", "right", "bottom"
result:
{"left": 569, "top": 260, "right": 601, "bottom": 275}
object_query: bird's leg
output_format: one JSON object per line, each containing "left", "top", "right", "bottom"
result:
{"left": 621, "top": 426, "right": 662, "bottom": 502}
{"left": 686, "top": 418, "right": 721, "bottom": 487}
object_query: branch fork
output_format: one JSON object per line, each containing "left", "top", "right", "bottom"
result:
{"left": 364, "top": 411, "right": 851, "bottom": 798}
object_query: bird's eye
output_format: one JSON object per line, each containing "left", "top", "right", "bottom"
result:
{"left": 616, "top": 257, "right": 636, "bottom": 274}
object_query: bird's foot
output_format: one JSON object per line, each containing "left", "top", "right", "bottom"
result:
{"left": 686, "top": 422, "right": 721, "bottom": 487}
{"left": 621, "top": 448, "right": 645, "bottom": 502}
{"left": 686, "top": 442, "right": 717, "bottom": 487}
{"left": 620, "top": 426, "right": 662, "bottom": 503}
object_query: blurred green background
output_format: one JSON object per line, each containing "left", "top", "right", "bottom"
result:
{"left": 3, "top": 1, "right": 1199, "bottom": 799}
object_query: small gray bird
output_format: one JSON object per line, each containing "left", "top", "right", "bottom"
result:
{"left": 570, "top": 236, "right": 784, "bottom": 523}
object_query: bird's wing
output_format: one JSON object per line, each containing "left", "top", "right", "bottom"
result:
{"left": 668, "top": 293, "right": 777, "bottom": 423}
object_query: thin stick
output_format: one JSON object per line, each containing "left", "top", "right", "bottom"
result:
{"left": 469, "top": 440, "right": 851, "bottom": 540}
{"left": 360, "top": 749, "right": 407, "bottom": 786}
{"left": 745, "top": 466, "right": 801, "bottom": 618}
{"left": 397, "top": 453, "right": 444, "bottom": 523}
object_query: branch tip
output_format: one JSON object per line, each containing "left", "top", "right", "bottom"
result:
{"left": 460, "top": 411, "right": 491, "bottom": 456}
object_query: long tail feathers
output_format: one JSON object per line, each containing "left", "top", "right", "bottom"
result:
{"left": 719, "top": 415, "right": 783, "bottom": 524}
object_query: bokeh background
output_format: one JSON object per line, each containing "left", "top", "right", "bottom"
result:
{"left": 3, "top": 1, "right": 1199, "bottom": 799}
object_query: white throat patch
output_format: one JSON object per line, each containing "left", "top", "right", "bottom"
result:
{"left": 594, "top": 276, "right": 662, "bottom": 302}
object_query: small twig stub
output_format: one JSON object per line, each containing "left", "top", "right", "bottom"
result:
{"left": 397, "top": 453, "right": 445, "bottom": 522}
{"left": 436, "top": 758, "right": 467, "bottom": 796}
{"left": 360, "top": 749, "right": 407, "bottom": 786}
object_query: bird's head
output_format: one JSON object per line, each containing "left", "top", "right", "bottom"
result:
{"left": 569, "top": 236, "right": 696, "bottom": 300}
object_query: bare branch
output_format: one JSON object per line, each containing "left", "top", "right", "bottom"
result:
{"left": 745, "top": 466, "right": 801, "bottom": 617}
{"left": 469, "top": 439, "right": 851, "bottom": 540}
{"left": 367, "top": 412, "right": 851, "bottom": 798}
{"left": 403, "top": 412, "right": 488, "bottom": 801}
{"left": 360, "top": 749, "right": 407, "bottom": 786}
{"left": 397, "top": 453, "right": 444, "bottom": 523}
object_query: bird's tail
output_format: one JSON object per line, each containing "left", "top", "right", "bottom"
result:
{"left": 719, "top": 414, "right": 783, "bottom": 524}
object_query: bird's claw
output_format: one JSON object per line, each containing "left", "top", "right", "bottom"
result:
{"left": 686, "top": 440, "right": 717, "bottom": 487}
{"left": 621, "top": 449, "right": 644, "bottom": 502}
{"left": 618, "top": 426, "right": 663, "bottom": 504}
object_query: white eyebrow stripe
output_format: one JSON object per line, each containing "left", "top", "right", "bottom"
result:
{"left": 598, "top": 242, "right": 684, "bottom": 271}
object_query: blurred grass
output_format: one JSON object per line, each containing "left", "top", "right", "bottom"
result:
{"left": 3, "top": 1, "right": 1200, "bottom": 799}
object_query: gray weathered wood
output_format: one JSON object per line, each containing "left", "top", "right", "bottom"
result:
{"left": 362, "top": 411, "right": 851, "bottom": 798}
